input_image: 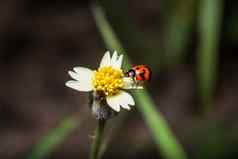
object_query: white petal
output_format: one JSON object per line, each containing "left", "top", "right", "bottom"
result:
{"left": 106, "top": 91, "right": 135, "bottom": 112}
{"left": 99, "top": 51, "right": 111, "bottom": 68}
{"left": 111, "top": 51, "right": 118, "bottom": 65}
{"left": 120, "top": 102, "right": 131, "bottom": 110}
{"left": 73, "top": 67, "right": 93, "bottom": 74}
{"left": 68, "top": 71, "right": 80, "bottom": 81}
{"left": 114, "top": 54, "right": 123, "bottom": 69}
{"left": 106, "top": 97, "right": 121, "bottom": 112}
{"left": 68, "top": 67, "right": 94, "bottom": 81}
{"left": 66, "top": 67, "right": 94, "bottom": 92}
{"left": 65, "top": 80, "right": 93, "bottom": 92}
{"left": 123, "top": 77, "right": 144, "bottom": 89}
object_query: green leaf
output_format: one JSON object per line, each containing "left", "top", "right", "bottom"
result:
{"left": 28, "top": 116, "right": 79, "bottom": 159}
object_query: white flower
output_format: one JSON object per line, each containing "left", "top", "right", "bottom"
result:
{"left": 65, "top": 51, "right": 142, "bottom": 112}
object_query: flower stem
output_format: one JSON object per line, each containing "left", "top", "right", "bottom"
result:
{"left": 90, "top": 119, "right": 106, "bottom": 159}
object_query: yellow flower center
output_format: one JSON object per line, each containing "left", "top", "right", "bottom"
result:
{"left": 93, "top": 66, "right": 124, "bottom": 96}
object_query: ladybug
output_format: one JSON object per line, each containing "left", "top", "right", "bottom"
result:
{"left": 126, "top": 65, "right": 152, "bottom": 82}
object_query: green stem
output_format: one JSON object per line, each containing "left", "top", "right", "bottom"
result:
{"left": 90, "top": 119, "right": 106, "bottom": 159}
{"left": 165, "top": 0, "right": 195, "bottom": 67}
{"left": 198, "top": 0, "right": 223, "bottom": 112}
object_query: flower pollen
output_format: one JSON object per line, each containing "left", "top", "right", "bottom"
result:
{"left": 93, "top": 66, "right": 124, "bottom": 96}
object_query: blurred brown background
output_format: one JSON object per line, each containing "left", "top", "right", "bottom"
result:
{"left": 1, "top": 0, "right": 238, "bottom": 159}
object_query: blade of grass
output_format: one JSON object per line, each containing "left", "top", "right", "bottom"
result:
{"left": 198, "top": 0, "right": 223, "bottom": 112}
{"left": 164, "top": 0, "right": 195, "bottom": 67}
{"left": 91, "top": 3, "right": 187, "bottom": 159}
{"left": 99, "top": 0, "right": 163, "bottom": 70}
{"left": 91, "top": 3, "right": 130, "bottom": 70}
{"left": 28, "top": 116, "right": 79, "bottom": 159}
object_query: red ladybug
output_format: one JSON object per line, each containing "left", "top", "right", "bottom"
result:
{"left": 126, "top": 65, "right": 152, "bottom": 82}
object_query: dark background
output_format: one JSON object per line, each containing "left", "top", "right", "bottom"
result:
{"left": 1, "top": 0, "right": 238, "bottom": 159}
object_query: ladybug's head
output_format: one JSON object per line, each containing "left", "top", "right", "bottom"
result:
{"left": 126, "top": 69, "right": 136, "bottom": 78}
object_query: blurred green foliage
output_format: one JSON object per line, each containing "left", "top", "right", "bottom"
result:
{"left": 198, "top": 0, "right": 223, "bottom": 112}
{"left": 28, "top": 117, "right": 79, "bottom": 159}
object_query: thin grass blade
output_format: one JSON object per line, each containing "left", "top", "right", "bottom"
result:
{"left": 198, "top": 0, "right": 223, "bottom": 111}
{"left": 28, "top": 116, "right": 79, "bottom": 159}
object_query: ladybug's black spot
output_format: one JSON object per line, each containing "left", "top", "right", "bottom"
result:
{"left": 139, "top": 72, "right": 145, "bottom": 80}
{"left": 136, "top": 67, "right": 140, "bottom": 70}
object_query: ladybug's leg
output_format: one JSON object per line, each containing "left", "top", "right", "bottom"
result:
{"left": 136, "top": 80, "right": 143, "bottom": 87}
{"left": 130, "top": 77, "right": 136, "bottom": 88}
{"left": 133, "top": 79, "right": 144, "bottom": 88}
